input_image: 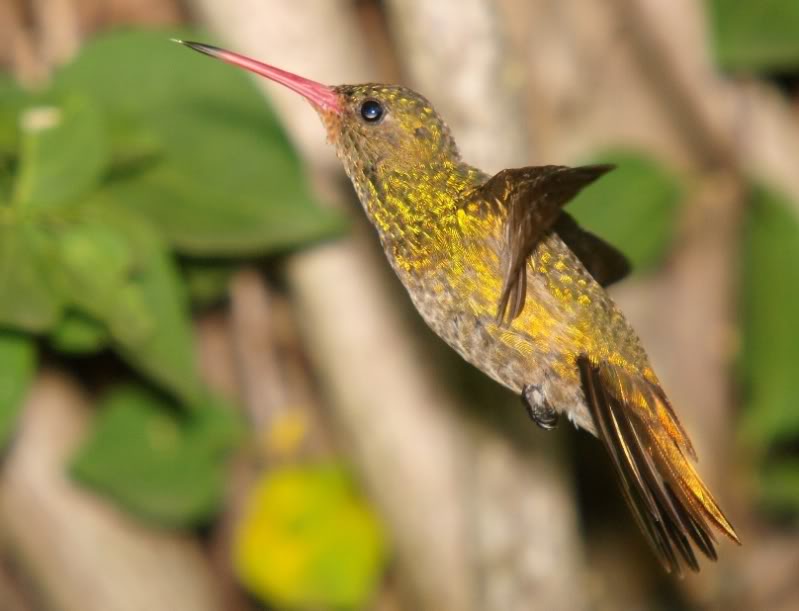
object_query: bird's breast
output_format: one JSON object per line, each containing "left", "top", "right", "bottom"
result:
{"left": 385, "top": 217, "right": 564, "bottom": 389}
{"left": 388, "top": 223, "right": 645, "bottom": 391}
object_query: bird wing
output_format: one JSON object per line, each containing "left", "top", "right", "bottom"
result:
{"left": 476, "top": 164, "right": 627, "bottom": 323}
{"left": 577, "top": 355, "right": 740, "bottom": 574}
{"left": 553, "top": 212, "right": 631, "bottom": 288}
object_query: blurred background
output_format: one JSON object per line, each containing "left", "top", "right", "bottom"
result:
{"left": 0, "top": 1, "right": 798, "bottom": 610}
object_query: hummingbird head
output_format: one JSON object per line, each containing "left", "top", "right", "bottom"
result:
{"left": 176, "top": 41, "right": 460, "bottom": 179}
{"left": 325, "top": 84, "right": 460, "bottom": 175}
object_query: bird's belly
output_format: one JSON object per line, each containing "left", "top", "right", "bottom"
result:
{"left": 401, "top": 272, "right": 596, "bottom": 432}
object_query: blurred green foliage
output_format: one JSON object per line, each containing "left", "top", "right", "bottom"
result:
{"left": 181, "top": 259, "right": 237, "bottom": 308}
{"left": 740, "top": 186, "right": 799, "bottom": 514}
{"left": 569, "top": 150, "right": 683, "bottom": 273}
{"left": 0, "top": 29, "right": 344, "bottom": 528}
{"left": 50, "top": 310, "right": 110, "bottom": 354}
{"left": 54, "top": 30, "right": 343, "bottom": 255}
{"left": 0, "top": 331, "right": 35, "bottom": 449}
{"left": 71, "top": 386, "right": 242, "bottom": 526}
{"left": 0, "top": 29, "right": 391, "bottom": 608}
{"left": 760, "top": 460, "right": 799, "bottom": 510}
{"left": 709, "top": 0, "right": 799, "bottom": 72}
{"left": 740, "top": 186, "right": 799, "bottom": 445}
{"left": 234, "top": 464, "right": 387, "bottom": 610}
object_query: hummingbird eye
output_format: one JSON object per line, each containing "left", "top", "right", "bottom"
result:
{"left": 360, "top": 99, "right": 384, "bottom": 123}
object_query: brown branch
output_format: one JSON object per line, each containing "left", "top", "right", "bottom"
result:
{"left": 226, "top": 267, "right": 332, "bottom": 460}
{"left": 30, "top": 0, "right": 81, "bottom": 70}
{"left": 196, "top": 269, "right": 336, "bottom": 611}
{"left": 0, "top": 0, "right": 46, "bottom": 85}
{"left": 0, "top": 559, "right": 37, "bottom": 611}
{"left": 384, "top": 0, "right": 529, "bottom": 171}
{"left": 608, "top": 0, "right": 738, "bottom": 173}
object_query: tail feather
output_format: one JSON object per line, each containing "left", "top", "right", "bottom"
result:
{"left": 578, "top": 355, "right": 739, "bottom": 575}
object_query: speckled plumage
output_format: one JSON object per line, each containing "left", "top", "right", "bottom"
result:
{"left": 319, "top": 83, "right": 739, "bottom": 572}
{"left": 177, "top": 40, "right": 740, "bottom": 574}
{"left": 325, "top": 85, "right": 648, "bottom": 432}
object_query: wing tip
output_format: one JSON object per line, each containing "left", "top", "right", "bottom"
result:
{"left": 577, "top": 163, "right": 616, "bottom": 181}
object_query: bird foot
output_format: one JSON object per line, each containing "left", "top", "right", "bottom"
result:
{"left": 522, "top": 384, "right": 559, "bottom": 430}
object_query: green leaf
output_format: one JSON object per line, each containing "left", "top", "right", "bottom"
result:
{"left": 102, "top": 166, "right": 344, "bottom": 256}
{"left": 568, "top": 151, "right": 683, "bottom": 273}
{"left": 0, "top": 221, "right": 63, "bottom": 332}
{"left": 54, "top": 30, "right": 344, "bottom": 256}
{"left": 0, "top": 75, "right": 28, "bottom": 158}
{"left": 0, "top": 119, "right": 199, "bottom": 399}
{"left": 104, "top": 114, "right": 163, "bottom": 181}
{"left": 0, "top": 331, "right": 36, "bottom": 450}
{"left": 50, "top": 310, "right": 109, "bottom": 354}
{"left": 13, "top": 95, "right": 107, "bottom": 211}
{"left": 61, "top": 201, "right": 203, "bottom": 403}
{"left": 71, "top": 385, "right": 242, "bottom": 526}
{"left": 234, "top": 463, "right": 387, "bottom": 610}
{"left": 53, "top": 212, "right": 149, "bottom": 342}
{"left": 181, "top": 258, "right": 235, "bottom": 307}
{"left": 191, "top": 398, "right": 246, "bottom": 456}
{"left": 708, "top": 0, "right": 799, "bottom": 72}
{"left": 0, "top": 156, "right": 13, "bottom": 204}
{"left": 760, "top": 459, "right": 799, "bottom": 514}
{"left": 739, "top": 185, "right": 799, "bottom": 447}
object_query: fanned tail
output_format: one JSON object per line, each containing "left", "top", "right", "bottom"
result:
{"left": 577, "top": 356, "right": 740, "bottom": 574}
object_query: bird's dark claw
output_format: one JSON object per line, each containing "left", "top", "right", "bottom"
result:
{"left": 522, "top": 384, "right": 559, "bottom": 430}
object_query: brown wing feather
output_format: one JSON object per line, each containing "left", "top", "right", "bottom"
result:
{"left": 577, "top": 356, "right": 740, "bottom": 574}
{"left": 477, "top": 164, "right": 616, "bottom": 323}
{"left": 553, "top": 213, "right": 631, "bottom": 288}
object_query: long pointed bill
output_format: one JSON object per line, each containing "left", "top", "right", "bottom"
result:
{"left": 175, "top": 40, "right": 341, "bottom": 114}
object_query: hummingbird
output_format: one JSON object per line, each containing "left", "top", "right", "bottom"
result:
{"left": 178, "top": 40, "right": 740, "bottom": 574}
